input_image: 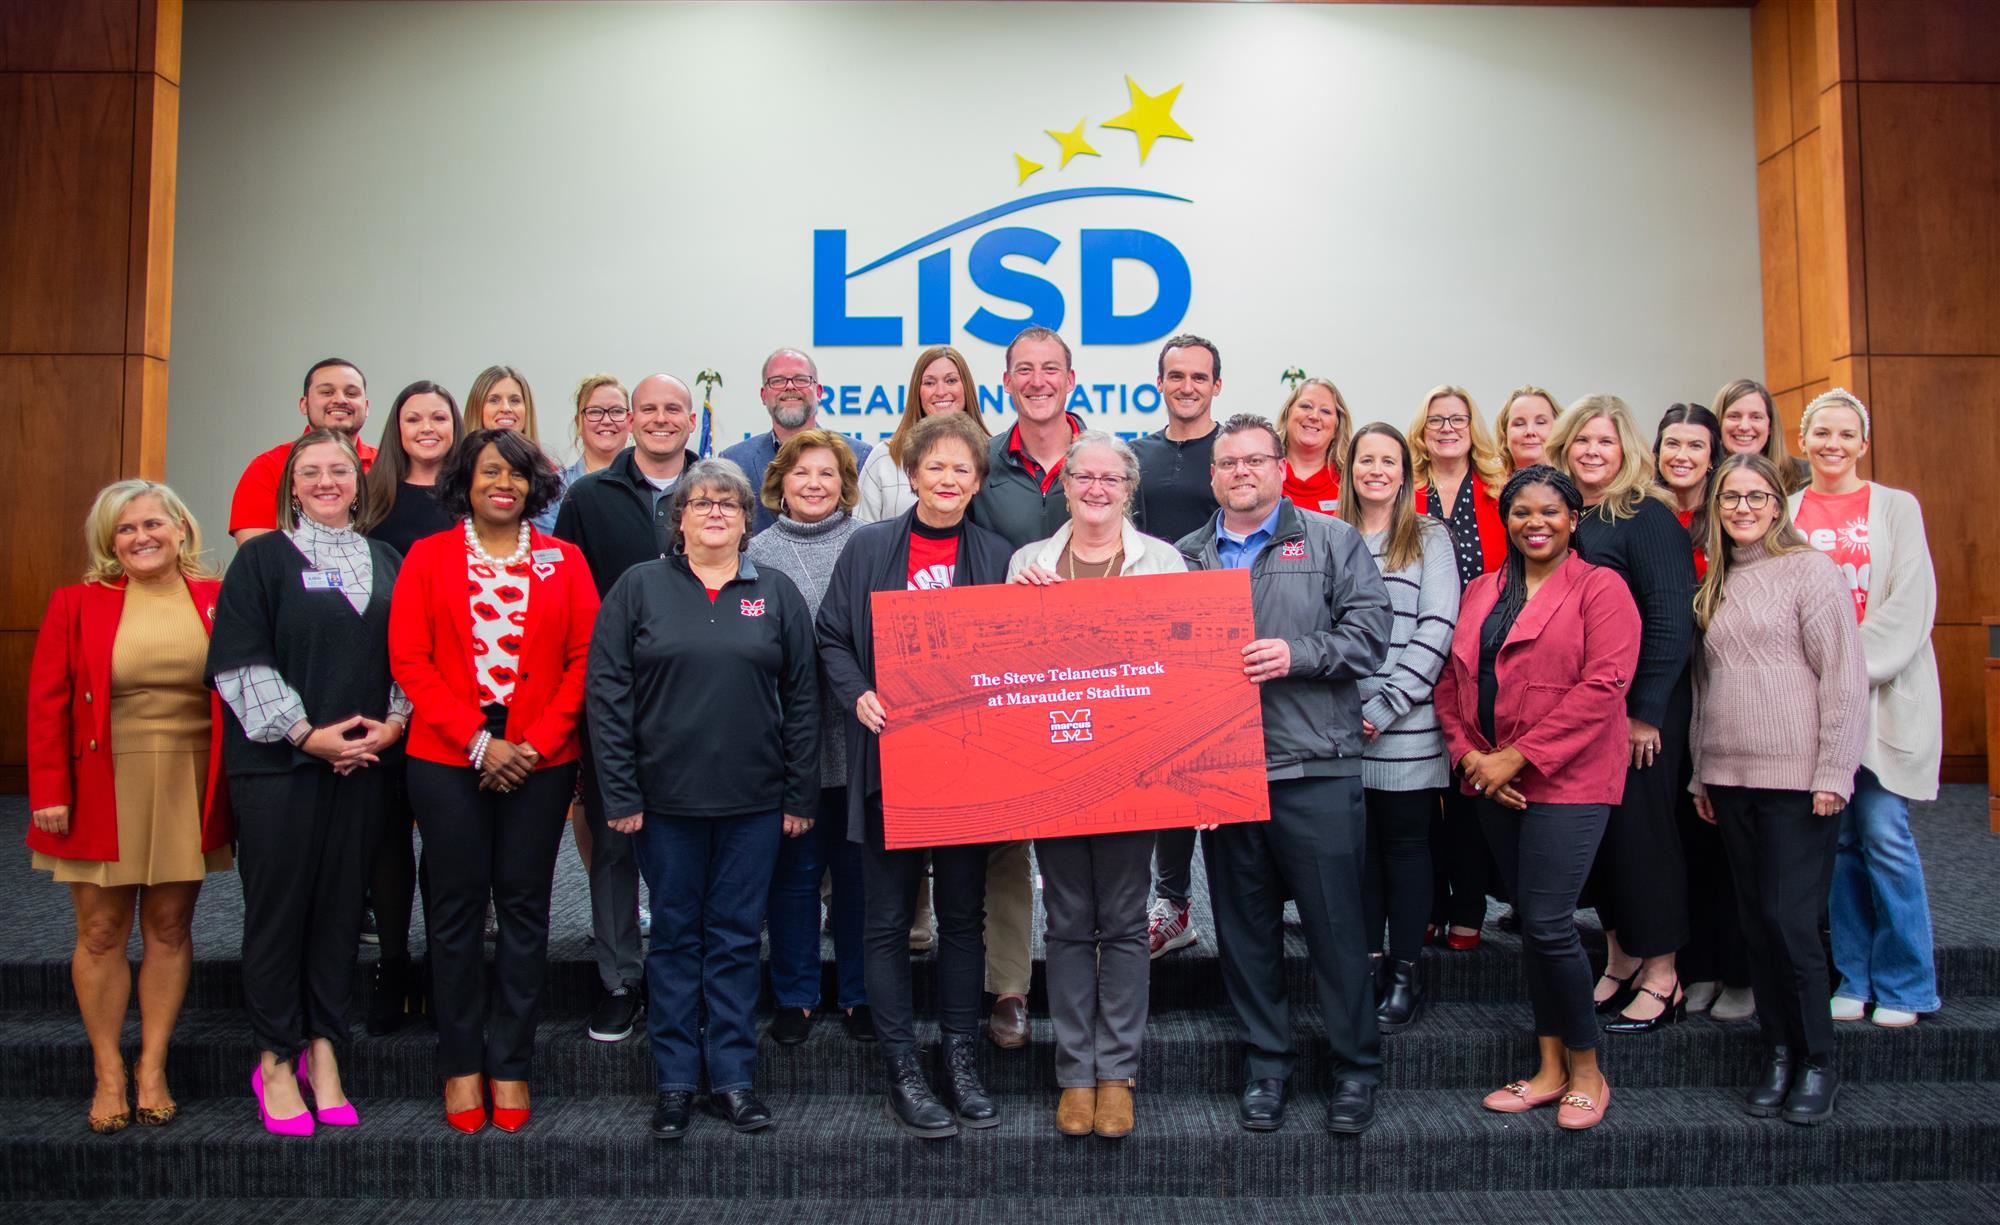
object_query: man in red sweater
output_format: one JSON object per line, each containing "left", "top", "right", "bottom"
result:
{"left": 228, "top": 357, "right": 378, "bottom": 543}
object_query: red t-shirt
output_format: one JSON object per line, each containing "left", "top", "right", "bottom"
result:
{"left": 907, "top": 530, "right": 960, "bottom": 590}
{"left": 227, "top": 434, "right": 379, "bottom": 535}
{"left": 1283, "top": 461, "right": 1340, "bottom": 516}
{"left": 1675, "top": 508, "right": 1709, "bottom": 581}
{"left": 1795, "top": 484, "right": 1871, "bottom": 622}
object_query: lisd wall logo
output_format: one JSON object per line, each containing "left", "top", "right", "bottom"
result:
{"left": 812, "top": 77, "right": 1196, "bottom": 428}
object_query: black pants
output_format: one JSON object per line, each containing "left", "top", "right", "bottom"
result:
{"left": 407, "top": 758, "right": 577, "bottom": 1079}
{"left": 368, "top": 756, "right": 419, "bottom": 962}
{"left": 1677, "top": 760, "right": 1751, "bottom": 988}
{"left": 1481, "top": 798, "right": 1609, "bottom": 1051}
{"left": 1586, "top": 677, "right": 1692, "bottom": 958}
{"left": 1365, "top": 787, "right": 1437, "bottom": 963}
{"left": 860, "top": 797, "right": 992, "bottom": 1058}
{"left": 234, "top": 764, "right": 380, "bottom": 1058}
{"left": 1151, "top": 826, "right": 1199, "bottom": 908}
{"left": 1710, "top": 786, "right": 1840, "bottom": 1060}
{"left": 1204, "top": 776, "right": 1380, "bottom": 1085}
{"left": 1431, "top": 786, "right": 1496, "bottom": 928}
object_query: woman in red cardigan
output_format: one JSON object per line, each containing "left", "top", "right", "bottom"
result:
{"left": 27, "top": 481, "right": 233, "bottom": 1133}
{"left": 388, "top": 429, "right": 597, "bottom": 1135}
{"left": 1435, "top": 465, "right": 1640, "bottom": 1131}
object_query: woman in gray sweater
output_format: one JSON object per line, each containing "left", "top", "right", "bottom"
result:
{"left": 1340, "top": 424, "right": 1460, "bottom": 1032}
{"left": 746, "top": 429, "right": 870, "bottom": 1044}
{"left": 1691, "top": 453, "right": 1867, "bottom": 1126}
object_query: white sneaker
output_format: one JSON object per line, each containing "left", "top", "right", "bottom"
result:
{"left": 1148, "top": 898, "right": 1198, "bottom": 959}
{"left": 1684, "top": 981, "right": 1720, "bottom": 1014}
{"left": 1831, "top": 996, "right": 1867, "bottom": 1022}
{"left": 1870, "top": 1006, "right": 1919, "bottom": 1028}
{"left": 1711, "top": 986, "right": 1756, "bottom": 1021}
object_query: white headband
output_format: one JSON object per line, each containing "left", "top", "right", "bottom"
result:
{"left": 1801, "top": 387, "right": 1871, "bottom": 441}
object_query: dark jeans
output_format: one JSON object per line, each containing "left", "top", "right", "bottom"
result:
{"left": 1204, "top": 776, "right": 1380, "bottom": 1085}
{"left": 1432, "top": 785, "right": 1497, "bottom": 928}
{"left": 1151, "top": 826, "right": 1200, "bottom": 908}
{"left": 768, "top": 786, "right": 866, "bottom": 1011}
{"left": 234, "top": 764, "right": 380, "bottom": 1058}
{"left": 1710, "top": 785, "right": 1841, "bottom": 1060}
{"left": 634, "top": 810, "right": 782, "bottom": 1093}
{"left": 1365, "top": 787, "right": 1437, "bottom": 963}
{"left": 1480, "top": 798, "right": 1608, "bottom": 1051}
{"left": 407, "top": 759, "right": 576, "bottom": 1079}
{"left": 859, "top": 797, "right": 991, "bottom": 1058}
{"left": 1037, "top": 830, "right": 1152, "bottom": 1086}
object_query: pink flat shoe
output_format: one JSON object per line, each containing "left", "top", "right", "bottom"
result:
{"left": 1556, "top": 1080, "right": 1611, "bottom": 1130}
{"left": 297, "top": 1046, "right": 360, "bottom": 1127}
{"left": 252, "top": 1064, "right": 314, "bottom": 1137}
{"left": 1482, "top": 1079, "right": 1569, "bottom": 1114}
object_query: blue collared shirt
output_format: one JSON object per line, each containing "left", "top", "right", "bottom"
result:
{"left": 1215, "top": 503, "right": 1282, "bottom": 571}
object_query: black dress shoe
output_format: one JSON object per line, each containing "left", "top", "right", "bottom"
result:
{"left": 843, "top": 1005, "right": 878, "bottom": 1043}
{"left": 940, "top": 1033, "right": 999, "bottom": 1128}
{"left": 708, "top": 1088, "right": 774, "bottom": 1133}
{"left": 885, "top": 1051, "right": 957, "bottom": 1138}
{"left": 1326, "top": 1080, "right": 1376, "bottom": 1134}
{"left": 769, "top": 1008, "right": 815, "bottom": 1046}
{"left": 650, "top": 1090, "right": 692, "bottom": 1139}
{"left": 1594, "top": 967, "right": 1641, "bottom": 1017}
{"left": 1781, "top": 1057, "right": 1839, "bottom": 1125}
{"left": 1744, "top": 1045, "right": 1793, "bottom": 1118}
{"left": 1377, "top": 959, "right": 1423, "bottom": 1034}
{"left": 1238, "top": 1078, "right": 1287, "bottom": 1131}
{"left": 1603, "top": 978, "right": 1687, "bottom": 1035}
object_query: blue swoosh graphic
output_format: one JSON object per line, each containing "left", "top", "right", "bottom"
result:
{"left": 848, "top": 186, "right": 1193, "bottom": 278}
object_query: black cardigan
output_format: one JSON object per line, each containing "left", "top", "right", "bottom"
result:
{"left": 1573, "top": 496, "right": 1695, "bottom": 728}
{"left": 815, "top": 508, "right": 1014, "bottom": 843}
{"left": 204, "top": 530, "right": 400, "bottom": 776}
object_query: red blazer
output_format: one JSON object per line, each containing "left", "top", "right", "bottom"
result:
{"left": 1435, "top": 552, "right": 1642, "bottom": 805}
{"left": 1415, "top": 479, "right": 1507, "bottom": 575}
{"left": 26, "top": 578, "right": 232, "bottom": 861}
{"left": 388, "top": 526, "right": 599, "bottom": 768}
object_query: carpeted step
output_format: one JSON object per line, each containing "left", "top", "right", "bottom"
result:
{"left": 3, "top": 1083, "right": 1995, "bottom": 1200}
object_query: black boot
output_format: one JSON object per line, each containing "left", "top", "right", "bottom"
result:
{"left": 1781, "top": 1056, "right": 1839, "bottom": 1125}
{"left": 1376, "top": 959, "right": 1423, "bottom": 1034}
{"left": 940, "top": 1033, "right": 999, "bottom": 1128}
{"left": 366, "top": 958, "right": 409, "bottom": 1035}
{"left": 1744, "top": 1045, "right": 1793, "bottom": 1118}
{"left": 884, "top": 1050, "right": 957, "bottom": 1139}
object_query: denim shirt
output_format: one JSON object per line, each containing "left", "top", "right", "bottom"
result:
{"left": 1214, "top": 502, "right": 1282, "bottom": 571}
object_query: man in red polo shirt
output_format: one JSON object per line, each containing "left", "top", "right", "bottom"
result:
{"left": 229, "top": 357, "right": 378, "bottom": 543}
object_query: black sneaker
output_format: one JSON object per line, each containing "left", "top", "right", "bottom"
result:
{"left": 769, "top": 1008, "right": 815, "bottom": 1046}
{"left": 588, "top": 980, "right": 644, "bottom": 1043}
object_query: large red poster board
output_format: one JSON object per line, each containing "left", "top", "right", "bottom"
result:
{"left": 871, "top": 569, "right": 1270, "bottom": 849}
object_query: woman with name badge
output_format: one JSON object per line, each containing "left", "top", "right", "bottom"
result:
{"left": 1277, "top": 377, "right": 1353, "bottom": 516}
{"left": 206, "top": 429, "right": 409, "bottom": 1137}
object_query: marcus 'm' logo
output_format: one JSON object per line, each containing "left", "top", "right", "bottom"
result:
{"left": 1280, "top": 540, "right": 1306, "bottom": 560}
{"left": 815, "top": 77, "right": 1196, "bottom": 349}
{"left": 1049, "top": 709, "right": 1094, "bottom": 744}
{"left": 739, "top": 599, "right": 766, "bottom": 617}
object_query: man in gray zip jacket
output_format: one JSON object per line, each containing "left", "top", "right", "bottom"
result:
{"left": 1176, "top": 413, "right": 1393, "bottom": 1135}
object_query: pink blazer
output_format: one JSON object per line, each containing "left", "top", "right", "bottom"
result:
{"left": 1436, "top": 552, "right": 1641, "bottom": 805}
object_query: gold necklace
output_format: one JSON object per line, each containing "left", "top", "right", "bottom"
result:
{"left": 1063, "top": 544, "right": 1123, "bottom": 580}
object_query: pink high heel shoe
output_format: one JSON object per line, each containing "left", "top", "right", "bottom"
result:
{"left": 252, "top": 1063, "right": 314, "bottom": 1137}
{"left": 297, "top": 1046, "right": 360, "bottom": 1127}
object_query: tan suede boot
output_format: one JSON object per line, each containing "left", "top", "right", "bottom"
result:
{"left": 1056, "top": 1087, "right": 1095, "bottom": 1136}
{"left": 1094, "top": 1081, "right": 1134, "bottom": 1138}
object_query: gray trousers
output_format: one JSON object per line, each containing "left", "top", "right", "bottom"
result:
{"left": 1036, "top": 830, "right": 1153, "bottom": 1087}
{"left": 579, "top": 730, "right": 643, "bottom": 993}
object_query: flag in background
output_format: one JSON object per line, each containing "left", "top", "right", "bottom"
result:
{"left": 695, "top": 369, "right": 722, "bottom": 458}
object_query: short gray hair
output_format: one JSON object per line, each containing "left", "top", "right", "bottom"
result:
{"left": 669, "top": 458, "right": 757, "bottom": 552}
{"left": 1061, "top": 430, "right": 1141, "bottom": 512}
{"left": 760, "top": 347, "right": 818, "bottom": 383}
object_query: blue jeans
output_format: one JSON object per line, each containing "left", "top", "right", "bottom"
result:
{"left": 1830, "top": 767, "right": 1940, "bottom": 1014}
{"left": 767, "top": 786, "right": 866, "bottom": 1011}
{"left": 634, "top": 811, "right": 782, "bottom": 1093}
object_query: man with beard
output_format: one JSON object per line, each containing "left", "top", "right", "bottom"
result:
{"left": 229, "top": 357, "right": 377, "bottom": 543}
{"left": 554, "top": 372, "right": 698, "bottom": 1044}
{"left": 722, "top": 347, "right": 871, "bottom": 533}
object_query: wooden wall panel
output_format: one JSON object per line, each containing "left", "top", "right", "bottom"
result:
{"left": 1937, "top": 624, "right": 1986, "bottom": 762}
{"left": 0, "top": 357, "right": 126, "bottom": 630}
{"left": 0, "top": 0, "right": 138, "bottom": 71}
{"left": 1853, "top": 0, "right": 2000, "bottom": 85}
{"left": 1752, "top": 0, "right": 1793, "bottom": 160}
{"left": 1865, "top": 356, "right": 2000, "bottom": 626}
{"left": 122, "top": 354, "right": 169, "bottom": 480}
{"left": 1757, "top": 147, "right": 1802, "bottom": 391}
{"left": 1793, "top": 126, "right": 1830, "bottom": 384}
{"left": 1785, "top": 0, "right": 1819, "bottom": 138}
{"left": 0, "top": 633, "right": 34, "bottom": 795}
{"left": 127, "top": 71, "right": 177, "bottom": 360}
{"left": 1819, "top": 81, "right": 1868, "bottom": 359}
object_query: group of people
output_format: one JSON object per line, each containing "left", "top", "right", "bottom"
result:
{"left": 26, "top": 328, "right": 1942, "bottom": 1142}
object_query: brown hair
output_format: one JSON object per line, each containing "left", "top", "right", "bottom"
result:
{"left": 903, "top": 412, "right": 992, "bottom": 483}
{"left": 761, "top": 428, "right": 862, "bottom": 515}
{"left": 1693, "top": 453, "right": 1813, "bottom": 630}
{"left": 361, "top": 380, "right": 462, "bottom": 534}
{"left": 275, "top": 429, "right": 365, "bottom": 531}
{"left": 570, "top": 372, "right": 628, "bottom": 454}
{"left": 466, "top": 365, "right": 539, "bottom": 442}
{"left": 1339, "top": 423, "right": 1432, "bottom": 572}
{"left": 886, "top": 346, "right": 990, "bottom": 467}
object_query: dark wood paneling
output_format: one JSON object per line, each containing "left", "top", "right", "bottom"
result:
{"left": 1865, "top": 356, "right": 2000, "bottom": 626}
{"left": 0, "top": 0, "right": 137, "bottom": 72}
{"left": 126, "top": 73, "right": 176, "bottom": 361}
{"left": 0, "top": 73, "right": 135, "bottom": 355}
{"left": 137, "top": 0, "right": 179, "bottom": 85}
{"left": 1937, "top": 624, "right": 1985, "bottom": 762}
{"left": 1758, "top": 146, "right": 1802, "bottom": 391}
{"left": 0, "top": 632, "right": 33, "bottom": 771}
{"left": 1859, "top": 83, "right": 2000, "bottom": 357}
{"left": 1854, "top": 0, "right": 2000, "bottom": 85}
{"left": 1752, "top": 0, "right": 1794, "bottom": 161}
{"left": 0, "top": 356, "right": 124, "bottom": 630}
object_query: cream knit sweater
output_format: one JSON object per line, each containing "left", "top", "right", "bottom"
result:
{"left": 1691, "top": 543, "right": 1870, "bottom": 800}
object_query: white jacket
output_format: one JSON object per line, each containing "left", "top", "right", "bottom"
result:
{"left": 1006, "top": 517, "right": 1188, "bottom": 580}
{"left": 855, "top": 446, "right": 916, "bottom": 524}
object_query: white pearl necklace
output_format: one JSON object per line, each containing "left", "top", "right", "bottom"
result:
{"left": 465, "top": 519, "right": 532, "bottom": 568}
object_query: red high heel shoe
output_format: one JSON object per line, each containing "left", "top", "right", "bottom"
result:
{"left": 1445, "top": 928, "right": 1482, "bottom": 951}
{"left": 444, "top": 1076, "right": 486, "bottom": 1135}
{"left": 489, "top": 1078, "right": 530, "bottom": 1133}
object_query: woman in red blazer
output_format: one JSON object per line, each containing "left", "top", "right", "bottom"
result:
{"left": 27, "top": 481, "right": 233, "bottom": 1133}
{"left": 1435, "top": 465, "right": 1640, "bottom": 1132}
{"left": 388, "top": 429, "right": 596, "bottom": 1135}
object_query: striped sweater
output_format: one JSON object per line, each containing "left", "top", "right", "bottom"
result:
{"left": 1358, "top": 519, "right": 1461, "bottom": 791}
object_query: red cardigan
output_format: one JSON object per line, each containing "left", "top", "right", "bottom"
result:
{"left": 1435, "top": 552, "right": 1642, "bottom": 805}
{"left": 26, "top": 578, "right": 232, "bottom": 861}
{"left": 388, "top": 526, "right": 599, "bottom": 768}
{"left": 1414, "top": 479, "right": 1507, "bottom": 575}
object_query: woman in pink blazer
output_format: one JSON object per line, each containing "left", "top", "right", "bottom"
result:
{"left": 1435, "top": 465, "right": 1640, "bottom": 1131}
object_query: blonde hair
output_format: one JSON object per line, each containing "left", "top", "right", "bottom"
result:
{"left": 83, "top": 480, "right": 218, "bottom": 584}
{"left": 467, "top": 365, "right": 539, "bottom": 442}
{"left": 275, "top": 430, "right": 365, "bottom": 531}
{"left": 1408, "top": 384, "right": 1506, "bottom": 498}
{"left": 1693, "top": 453, "right": 1813, "bottom": 630}
{"left": 1276, "top": 378, "right": 1353, "bottom": 483}
{"left": 761, "top": 428, "right": 862, "bottom": 515}
{"left": 1800, "top": 386, "right": 1871, "bottom": 440}
{"left": 887, "top": 346, "right": 990, "bottom": 467}
{"left": 1495, "top": 385, "right": 1563, "bottom": 472}
{"left": 1551, "top": 395, "right": 1671, "bottom": 522}
{"left": 570, "top": 372, "right": 628, "bottom": 454}
{"left": 1711, "top": 377, "right": 1805, "bottom": 493}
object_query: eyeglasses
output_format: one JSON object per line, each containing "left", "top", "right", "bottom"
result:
{"left": 1717, "top": 490, "right": 1778, "bottom": 510}
{"left": 763, "top": 375, "right": 816, "bottom": 390}
{"left": 685, "top": 498, "right": 744, "bottom": 517}
{"left": 1065, "top": 473, "right": 1129, "bottom": 489}
{"left": 1426, "top": 415, "right": 1471, "bottom": 432}
{"left": 582, "top": 407, "right": 631, "bottom": 424}
{"left": 1214, "top": 455, "right": 1283, "bottom": 474}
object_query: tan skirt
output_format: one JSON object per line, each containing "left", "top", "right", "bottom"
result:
{"left": 34, "top": 748, "right": 232, "bottom": 887}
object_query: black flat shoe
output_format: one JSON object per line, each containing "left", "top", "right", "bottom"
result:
{"left": 650, "top": 1090, "right": 692, "bottom": 1139}
{"left": 1238, "top": 1078, "right": 1287, "bottom": 1131}
{"left": 1325, "top": 1080, "right": 1376, "bottom": 1134}
{"left": 708, "top": 1088, "right": 773, "bottom": 1133}
{"left": 1745, "top": 1046, "right": 1793, "bottom": 1118}
{"left": 885, "top": 1051, "right": 957, "bottom": 1139}
{"left": 940, "top": 1034, "right": 999, "bottom": 1128}
{"left": 1603, "top": 978, "right": 1686, "bottom": 1035}
{"left": 1781, "top": 1058, "right": 1839, "bottom": 1125}
{"left": 1376, "top": 959, "right": 1423, "bottom": 1034}
{"left": 843, "top": 1005, "right": 877, "bottom": 1043}
{"left": 1593, "top": 967, "right": 1642, "bottom": 1017}
{"left": 769, "top": 1008, "right": 814, "bottom": 1046}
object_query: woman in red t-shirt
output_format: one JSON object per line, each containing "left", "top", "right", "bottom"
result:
{"left": 1277, "top": 378, "right": 1352, "bottom": 516}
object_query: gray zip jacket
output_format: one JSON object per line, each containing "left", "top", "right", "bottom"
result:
{"left": 1177, "top": 501, "right": 1393, "bottom": 780}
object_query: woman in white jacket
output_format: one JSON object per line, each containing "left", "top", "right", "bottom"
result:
{"left": 1788, "top": 388, "right": 1942, "bottom": 1028}
{"left": 855, "top": 346, "right": 992, "bottom": 523}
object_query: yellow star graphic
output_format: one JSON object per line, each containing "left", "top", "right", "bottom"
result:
{"left": 1100, "top": 76, "right": 1192, "bottom": 163}
{"left": 1014, "top": 152, "right": 1044, "bottom": 185}
{"left": 1044, "top": 119, "right": 1100, "bottom": 169}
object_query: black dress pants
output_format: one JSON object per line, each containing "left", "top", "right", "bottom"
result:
{"left": 1677, "top": 754, "right": 1751, "bottom": 988}
{"left": 408, "top": 758, "right": 577, "bottom": 1079}
{"left": 1710, "top": 786, "right": 1841, "bottom": 1060}
{"left": 1431, "top": 785, "right": 1495, "bottom": 929}
{"left": 860, "top": 796, "right": 992, "bottom": 1058}
{"left": 367, "top": 754, "right": 420, "bottom": 962}
{"left": 234, "top": 764, "right": 381, "bottom": 1058}
{"left": 1586, "top": 675, "right": 1692, "bottom": 958}
{"left": 1364, "top": 787, "right": 1437, "bottom": 963}
{"left": 1481, "top": 798, "right": 1609, "bottom": 1051}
